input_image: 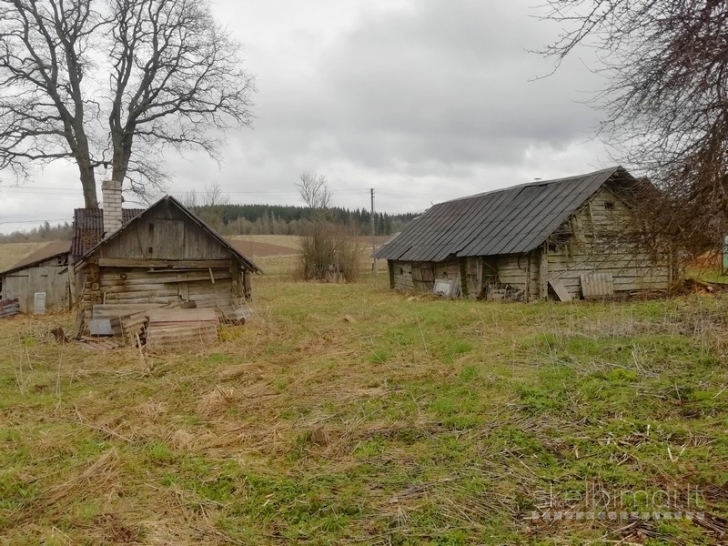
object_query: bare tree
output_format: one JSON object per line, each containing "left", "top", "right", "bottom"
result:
{"left": 541, "top": 0, "right": 728, "bottom": 254}
{"left": 203, "top": 180, "right": 229, "bottom": 206}
{"left": 297, "top": 171, "right": 331, "bottom": 211}
{"left": 0, "top": 0, "right": 254, "bottom": 208}
{"left": 294, "top": 171, "right": 359, "bottom": 282}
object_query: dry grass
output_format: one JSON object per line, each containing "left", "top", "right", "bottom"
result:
{"left": 227, "top": 234, "right": 302, "bottom": 251}
{"left": 0, "top": 241, "right": 52, "bottom": 271}
{"left": 1, "top": 275, "right": 727, "bottom": 544}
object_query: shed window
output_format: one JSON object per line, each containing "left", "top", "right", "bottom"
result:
{"left": 399, "top": 267, "right": 404, "bottom": 275}
{"left": 604, "top": 201, "right": 615, "bottom": 210}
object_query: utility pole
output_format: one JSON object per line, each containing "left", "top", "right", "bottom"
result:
{"left": 371, "top": 188, "right": 378, "bottom": 274}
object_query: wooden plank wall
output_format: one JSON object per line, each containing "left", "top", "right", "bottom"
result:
{"left": 495, "top": 254, "right": 539, "bottom": 301}
{"left": 389, "top": 260, "right": 459, "bottom": 293}
{"left": 391, "top": 261, "right": 414, "bottom": 291}
{"left": 546, "top": 187, "right": 670, "bottom": 299}
{"left": 1, "top": 257, "right": 69, "bottom": 313}
{"left": 391, "top": 256, "right": 534, "bottom": 300}
{"left": 99, "top": 201, "right": 231, "bottom": 261}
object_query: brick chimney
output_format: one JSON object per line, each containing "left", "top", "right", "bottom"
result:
{"left": 101, "top": 180, "right": 123, "bottom": 236}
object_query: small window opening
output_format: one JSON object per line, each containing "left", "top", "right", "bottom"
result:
{"left": 604, "top": 201, "right": 615, "bottom": 210}
{"left": 399, "top": 267, "right": 404, "bottom": 275}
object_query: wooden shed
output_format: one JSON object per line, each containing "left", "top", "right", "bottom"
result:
{"left": 375, "top": 167, "right": 672, "bottom": 301}
{"left": 0, "top": 241, "right": 71, "bottom": 313}
{"left": 73, "top": 194, "right": 261, "bottom": 332}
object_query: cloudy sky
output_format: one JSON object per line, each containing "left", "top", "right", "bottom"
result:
{"left": 0, "top": 0, "right": 611, "bottom": 234}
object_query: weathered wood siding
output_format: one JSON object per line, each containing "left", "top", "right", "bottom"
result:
{"left": 98, "top": 201, "right": 231, "bottom": 261}
{"left": 76, "top": 201, "right": 254, "bottom": 330}
{"left": 79, "top": 264, "right": 241, "bottom": 327}
{"left": 494, "top": 253, "right": 540, "bottom": 301}
{"left": 390, "top": 261, "right": 414, "bottom": 291}
{"left": 386, "top": 186, "right": 668, "bottom": 301}
{"left": 389, "top": 260, "right": 461, "bottom": 293}
{"left": 1, "top": 256, "right": 69, "bottom": 313}
{"left": 545, "top": 186, "right": 669, "bottom": 298}
{"left": 433, "top": 260, "right": 460, "bottom": 282}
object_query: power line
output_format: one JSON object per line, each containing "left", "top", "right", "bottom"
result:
{"left": 0, "top": 218, "right": 69, "bottom": 225}
{"left": 0, "top": 185, "right": 371, "bottom": 192}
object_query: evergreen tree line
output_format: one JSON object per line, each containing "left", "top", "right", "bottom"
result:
{"left": 0, "top": 205, "right": 419, "bottom": 243}
{"left": 191, "top": 204, "right": 419, "bottom": 236}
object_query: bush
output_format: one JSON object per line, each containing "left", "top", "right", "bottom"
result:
{"left": 295, "top": 221, "right": 361, "bottom": 282}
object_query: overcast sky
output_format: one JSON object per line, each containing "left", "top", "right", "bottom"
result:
{"left": 0, "top": 0, "right": 611, "bottom": 234}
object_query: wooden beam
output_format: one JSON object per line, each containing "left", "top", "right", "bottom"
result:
{"left": 98, "top": 258, "right": 231, "bottom": 269}
{"left": 459, "top": 259, "right": 468, "bottom": 298}
{"left": 243, "top": 270, "right": 251, "bottom": 300}
{"left": 539, "top": 245, "right": 548, "bottom": 300}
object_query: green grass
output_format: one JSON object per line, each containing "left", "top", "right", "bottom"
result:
{"left": 0, "top": 274, "right": 727, "bottom": 544}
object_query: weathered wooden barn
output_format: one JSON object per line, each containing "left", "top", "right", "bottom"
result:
{"left": 375, "top": 167, "right": 671, "bottom": 301}
{"left": 0, "top": 241, "right": 71, "bottom": 313}
{"left": 73, "top": 186, "right": 261, "bottom": 331}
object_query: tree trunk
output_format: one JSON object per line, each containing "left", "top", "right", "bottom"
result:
{"left": 79, "top": 160, "right": 98, "bottom": 209}
{"left": 75, "top": 137, "right": 98, "bottom": 209}
{"left": 110, "top": 129, "right": 134, "bottom": 188}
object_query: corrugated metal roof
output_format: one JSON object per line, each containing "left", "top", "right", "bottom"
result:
{"left": 0, "top": 240, "right": 71, "bottom": 276}
{"left": 376, "top": 166, "right": 631, "bottom": 261}
{"left": 71, "top": 208, "right": 143, "bottom": 257}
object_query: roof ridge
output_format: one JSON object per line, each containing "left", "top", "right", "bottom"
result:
{"left": 442, "top": 166, "right": 621, "bottom": 204}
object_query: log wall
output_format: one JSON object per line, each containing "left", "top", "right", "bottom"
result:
{"left": 75, "top": 201, "right": 254, "bottom": 330}
{"left": 545, "top": 186, "right": 669, "bottom": 298}
{"left": 389, "top": 260, "right": 461, "bottom": 293}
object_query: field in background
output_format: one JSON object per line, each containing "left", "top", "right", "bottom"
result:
{"left": 0, "top": 242, "right": 52, "bottom": 271}
{"left": 1, "top": 272, "right": 727, "bottom": 544}
{"left": 0, "top": 235, "right": 390, "bottom": 278}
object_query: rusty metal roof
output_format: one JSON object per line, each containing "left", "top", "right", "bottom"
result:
{"left": 0, "top": 240, "right": 71, "bottom": 276}
{"left": 71, "top": 208, "right": 144, "bottom": 258}
{"left": 375, "top": 166, "right": 633, "bottom": 262}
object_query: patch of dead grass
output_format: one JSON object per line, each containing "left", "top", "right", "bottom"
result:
{"left": 1, "top": 279, "right": 728, "bottom": 543}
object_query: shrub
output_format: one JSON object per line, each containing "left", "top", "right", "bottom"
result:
{"left": 295, "top": 221, "right": 361, "bottom": 282}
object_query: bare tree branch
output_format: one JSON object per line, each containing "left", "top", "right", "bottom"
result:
{"left": 540, "top": 0, "right": 728, "bottom": 256}
{"left": 0, "top": 0, "right": 255, "bottom": 207}
{"left": 297, "top": 171, "right": 331, "bottom": 211}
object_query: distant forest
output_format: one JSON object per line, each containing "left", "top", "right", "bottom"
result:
{"left": 192, "top": 204, "right": 419, "bottom": 237}
{"left": 0, "top": 204, "right": 419, "bottom": 243}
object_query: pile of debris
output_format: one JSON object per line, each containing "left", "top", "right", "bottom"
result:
{"left": 77, "top": 302, "right": 249, "bottom": 352}
{"left": 0, "top": 298, "right": 20, "bottom": 318}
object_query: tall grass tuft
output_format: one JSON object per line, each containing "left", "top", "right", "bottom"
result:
{"left": 295, "top": 221, "right": 361, "bottom": 282}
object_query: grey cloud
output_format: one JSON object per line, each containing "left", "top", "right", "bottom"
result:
{"left": 0, "top": 1, "right": 611, "bottom": 230}
{"left": 245, "top": 0, "right": 603, "bottom": 178}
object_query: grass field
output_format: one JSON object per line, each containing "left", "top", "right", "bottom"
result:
{"left": 0, "top": 241, "right": 53, "bottom": 271}
{"left": 1, "top": 267, "right": 727, "bottom": 545}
